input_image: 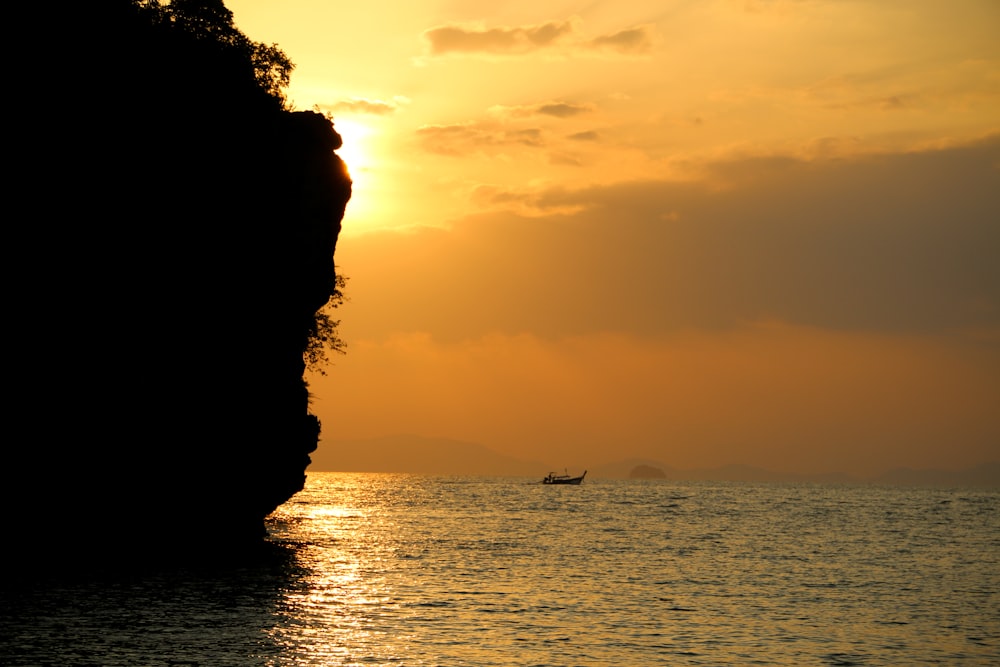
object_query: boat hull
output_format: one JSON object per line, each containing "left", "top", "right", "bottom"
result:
{"left": 542, "top": 470, "right": 587, "bottom": 485}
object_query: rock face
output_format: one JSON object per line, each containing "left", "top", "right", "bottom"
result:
{"left": 9, "top": 1, "right": 351, "bottom": 564}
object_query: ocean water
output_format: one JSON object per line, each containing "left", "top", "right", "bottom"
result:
{"left": 2, "top": 473, "right": 998, "bottom": 666}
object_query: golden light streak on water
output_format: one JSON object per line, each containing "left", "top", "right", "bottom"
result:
{"left": 3, "top": 473, "right": 998, "bottom": 665}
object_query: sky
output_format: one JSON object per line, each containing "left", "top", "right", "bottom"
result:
{"left": 226, "top": 0, "right": 1000, "bottom": 475}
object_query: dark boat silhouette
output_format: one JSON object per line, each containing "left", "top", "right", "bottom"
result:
{"left": 542, "top": 470, "right": 587, "bottom": 485}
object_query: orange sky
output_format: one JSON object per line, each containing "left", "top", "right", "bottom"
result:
{"left": 226, "top": 0, "right": 1000, "bottom": 475}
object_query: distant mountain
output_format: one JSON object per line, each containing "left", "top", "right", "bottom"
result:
{"left": 598, "top": 460, "right": 997, "bottom": 487}
{"left": 593, "top": 460, "right": 854, "bottom": 484}
{"left": 309, "top": 437, "right": 999, "bottom": 487}
{"left": 871, "top": 462, "right": 1000, "bottom": 487}
{"left": 310, "top": 435, "right": 549, "bottom": 477}
{"left": 683, "top": 464, "right": 856, "bottom": 484}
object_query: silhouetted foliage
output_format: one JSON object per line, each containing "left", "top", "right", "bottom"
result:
{"left": 306, "top": 274, "right": 349, "bottom": 374}
{"left": 132, "top": 0, "right": 294, "bottom": 104}
{"left": 9, "top": 0, "right": 352, "bottom": 561}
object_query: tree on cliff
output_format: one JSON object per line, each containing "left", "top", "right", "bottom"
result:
{"left": 305, "top": 274, "right": 349, "bottom": 375}
{"left": 133, "top": 0, "right": 294, "bottom": 105}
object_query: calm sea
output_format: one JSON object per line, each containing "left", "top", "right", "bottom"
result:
{"left": 2, "top": 473, "right": 997, "bottom": 666}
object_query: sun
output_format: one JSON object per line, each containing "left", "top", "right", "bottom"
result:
{"left": 330, "top": 118, "right": 383, "bottom": 231}
{"left": 324, "top": 115, "right": 411, "bottom": 235}
{"left": 331, "top": 118, "right": 371, "bottom": 179}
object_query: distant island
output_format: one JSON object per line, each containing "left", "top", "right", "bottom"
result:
{"left": 629, "top": 465, "right": 667, "bottom": 479}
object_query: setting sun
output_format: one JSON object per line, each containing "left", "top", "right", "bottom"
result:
{"left": 330, "top": 118, "right": 370, "bottom": 177}
{"left": 328, "top": 117, "right": 381, "bottom": 230}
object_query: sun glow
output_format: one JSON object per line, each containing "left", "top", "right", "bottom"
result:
{"left": 330, "top": 117, "right": 402, "bottom": 234}
{"left": 332, "top": 118, "right": 371, "bottom": 176}
{"left": 225, "top": 0, "right": 1000, "bottom": 476}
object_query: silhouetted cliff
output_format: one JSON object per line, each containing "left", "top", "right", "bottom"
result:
{"left": 9, "top": 1, "right": 351, "bottom": 564}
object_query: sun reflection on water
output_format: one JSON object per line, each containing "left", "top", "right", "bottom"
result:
{"left": 265, "top": 473, "right": 406, "bottom": 664}
{"left": 258, "top": 473, "right": 1000, "bottom": 666}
